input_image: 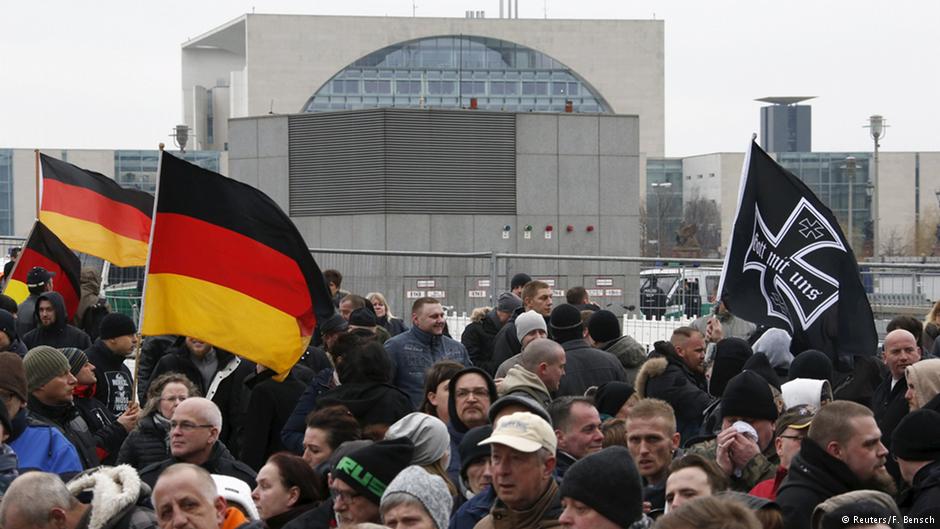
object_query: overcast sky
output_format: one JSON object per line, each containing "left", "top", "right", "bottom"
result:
{"left": 2, "top": 0, "right": 937, "bottom": 156}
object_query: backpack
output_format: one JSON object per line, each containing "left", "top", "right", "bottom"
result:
{"left": 80, "top": 297, "right": 111, "bottom": 341}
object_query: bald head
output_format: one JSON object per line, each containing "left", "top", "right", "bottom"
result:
{"left": 883, "top": 328, "right": 921, "bottom": 380}
{"left": 519, "top": 338, "right": 566, "bottom": 392}
{"left": 174, "top": 397, "right": 222, "bottom": 428}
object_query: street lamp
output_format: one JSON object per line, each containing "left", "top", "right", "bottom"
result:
{"left": 840, "top": 156, "right": 857, "bottom": 249}
{"left": 171, "top": 124, "right": 191, "bottom": 153}
{"left": 865, "top": 115, "right": 886, "bottom": 259}
{"left": 651, "top": 182, "right": 673, "bottom": 257}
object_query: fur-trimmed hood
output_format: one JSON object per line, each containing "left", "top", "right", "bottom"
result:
{"left": 635, "top": 357, "right": 668, "bottom": 398}
{"left": 67, "top": 465, "right": 147, "bottom": 529}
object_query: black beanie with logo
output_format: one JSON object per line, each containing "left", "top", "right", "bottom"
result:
{"left": 332, "top": 437, "right": 415, "bottom": 505}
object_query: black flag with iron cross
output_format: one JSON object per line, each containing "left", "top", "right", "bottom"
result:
{"left": 718, "top": 140, "right": 876, "bottom": 362}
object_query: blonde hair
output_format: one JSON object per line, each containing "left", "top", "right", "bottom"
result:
{"left": 366, "top": 292, "right": 396, "bottom": 319}
{"left": 926, "top": 300, "right": 940, "bottom": 325}
{"left": 421, "top": 457, "right": 458, "bottom": 497}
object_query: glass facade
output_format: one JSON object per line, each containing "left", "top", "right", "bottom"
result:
{"left": 303, "top": 36, "right": 611, "bottom": 114}
{"left": 0, "top": 150, "right": 12, "bottom": 235}
{"left": 114, "top": 150, "right": 221, "bottom": 193}
{"left": 645, "top": 158, "right": 684, "bottom": 256}
{"left": 776, "top": 152, "right": 872, "bottom": 253}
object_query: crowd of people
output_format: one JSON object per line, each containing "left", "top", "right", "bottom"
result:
{"left": 0, "top": 266, "right": 938, "bottom": 529}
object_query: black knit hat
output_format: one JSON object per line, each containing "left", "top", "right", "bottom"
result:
{"left": 549, "top": 304, "right": 582, "bottom": 332}
{"left": 587, "top": 310, "right": 621, "bottom": 344}
{"left": 60, "top": 347, "right": 89, "bottom": 376}
{"left": 0, "top": 295, "right": 17, "bottom": 315}
{"left": 789, "top": 349, "right": 834, "bottom": 382}
{"left": 99, "top": 313, "right": 136, "bottom": 340}
{"left": 510, "top": 273, "right": 532, "bottom": 290}
{"left": 0, "top": 309, "right": 16, "bottom": 342}
{"left": 560, "top": 446, "right": 643, "bottom": 528}
{"left": 741, "top": 352, "right": 782, "bottom": 390}
{"left": 458, "top": 425, "right": 493, "bottom": 480}
{"left": 349, "top": 307, "right": 377, "bottom": 327}
{"left": 448, "top": 367, "right": 498, "bottom": 433}
{"left": 721, "top": 370, "right": 779, "bottom": 422}
{"left": 892, "top": 409, "right": 940, "bottom": 461}
{"left": 594, "top": 382, "right": 635, "bottom": 418}
{"left": 332, "top": 437, "right": 415, "bottom": 505}
{"left": 709, "top": 338, "right": 753, "bottom": 397}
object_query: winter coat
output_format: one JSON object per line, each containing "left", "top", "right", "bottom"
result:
{"left": 149, "top": 345, "right": 254, "bottom": 455}
{"left": 280, "top": 500, "right": 334, "bottom": 529}
{"left": 462, "top": 310, "right": 504, "bottom": 375}
{"left": 556, "top": 339, "right": 627, "bottom": 397}
{"left": 240, "top": 368, "right": 307, "bottom": 470}
{"left": 684, "top": 437, "right": 779, "bottom": 492}
{"left": 872, "top": 373, "right": 910, "bottom": 449}
{"left": 899, "top": 460, "right": 940, "bottom": 520}
{"left": 136, "top": 335, "right": 181, "bottom": 404}
{"left": 66, "top": 465, "right": 159, "bottom": 529}
{"left": 138, "top": 441, "right": 257, "bottom": 489}
{"left": 22, "top": 291, "right": 93, "bottom": 350}
{"left": 599, "top": 335, "right": 647, "bottom": 385}
{"left": 473, "top": 478, "right": 562, "bottom": 529}
{"left": 749, "top": 465, "right": 788, "bottom": 501}
{"left": 117, "top": 414, "right": 171, "bottom": 470}
{"left": 554, "top": 451, "right": 576, "bottom": 480}
{"left": 378, "top": 315, "right": 408, "bottom": 337}
{"left": 73, "top": 384, "right": 129, "bottom": 465}
{"left": 241, "top": 504, "right": 318, "bottom": 529}
{"left": 316, "top": 381, "right": 414, "bottom": 431}
{"left": 280, "top": 367, "right": 335, "bottom": 454}
{"left": 75, "top": 267, "right": 102, "bottom": 323}
{"left": 490, "top": 307, "right": 535, "bottom": 373}
{"left": 499, "top": 365, "right": 552, "bottom": 409}
{"left": 86, "top": 339, "right": 135, "bottom": 416}
{"left": 15, "top": 293, "right": 40, "bottom": 338}
{"left": 450, "top": 486, "right": 496, "bottom": 529}
{"left": 776, "top": 438, "right": 864, "bottom": 529}
{"left": 636, "top": 355, "right": 715, "bottom": 442}
{"left": 386, "top": 326, "right": 472, "bottom": 408}
{"left": 7, "top": 408, "right": 82, "bottom": 475}
{"left": 28, "top": 395, "right": 100, "bottom": 469}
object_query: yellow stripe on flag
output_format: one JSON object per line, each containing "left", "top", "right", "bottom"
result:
{"left": 142, "top": 273, "right": 309, "bottom": 374}
{"left": 40, "top": 210, "right": 149, "bottom": 267}
{"left": 3, "top": 279, "right": 28, "bottom": 304}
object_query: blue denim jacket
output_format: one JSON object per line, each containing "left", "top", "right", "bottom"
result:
{"left": 385, "top": 326, "right": 471, "bottom": 408}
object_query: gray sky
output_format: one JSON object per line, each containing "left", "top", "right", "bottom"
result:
{"left": 2, "top": 0, "right": 937, "bottom": 156}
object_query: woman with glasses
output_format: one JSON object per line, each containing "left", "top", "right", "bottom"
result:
{"left": 117, "top": 372, "right": 199, "bottom": 469}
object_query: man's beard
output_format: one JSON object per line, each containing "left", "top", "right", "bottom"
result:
{"left": 861, "top": 466, "right": 897, "bottom": 496}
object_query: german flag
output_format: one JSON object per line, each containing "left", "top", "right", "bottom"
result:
{"left": 40, "top": 154, "right": 153, "bottom": 267}
{"left": 3, "top": 221, "right": 81, "bottom": 319}
{"left": 141, "top": 152, "right": 334, "bottom": 374}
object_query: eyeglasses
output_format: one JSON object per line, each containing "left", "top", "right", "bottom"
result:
{"left": 169, "top": 420, "right": 215, "bottom": 432}
{"left": 455, "top": 388, "right": 490, "bottom": 400}
{"left": 330, "top": 488, "right": 362, "bottom": 503}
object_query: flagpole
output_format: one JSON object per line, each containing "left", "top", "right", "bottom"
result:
{"left": 34, "top": 150, "right": 40, "bottom": 219}
{"left": 137, "top": 143, "right": 165, "bottom": 335}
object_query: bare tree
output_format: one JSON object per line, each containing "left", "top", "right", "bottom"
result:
{"left": 681, "top": 192, "right": 722, "bottom": 256}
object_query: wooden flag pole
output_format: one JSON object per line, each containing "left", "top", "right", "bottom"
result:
{"left": 131, "top": 335, "right": 142, "bottom": 404}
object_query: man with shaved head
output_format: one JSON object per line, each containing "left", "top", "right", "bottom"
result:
{"left": 873, "top": 328, "right": 921, "bottom": 458}
{"left": 139, "top": 397, "right": 256, "bottom": 489}
{"left": 152, "top": 463, "right": 226, "bottom": 529}
{"left": 497, "top": 338, "right": 566, "bottom": 409}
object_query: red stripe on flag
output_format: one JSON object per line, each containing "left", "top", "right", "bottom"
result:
{"left": 148, "top": 213, "right": 314, "bottom": 325}
{"left": 12, "top": 248, "right": 80, "bottom": 320}
{"left": 41, "top": 178, "right": 151, "bottom": 242}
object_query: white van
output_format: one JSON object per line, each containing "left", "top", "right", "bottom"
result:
{"left": 639, "top": 266, "right": 723, "bottom": 318}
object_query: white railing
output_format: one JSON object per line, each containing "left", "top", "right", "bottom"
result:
{"left": 447, "top": 311, "right": 693, "bottom": 351}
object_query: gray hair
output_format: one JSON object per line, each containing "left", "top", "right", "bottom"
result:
{"left": 0, "top": 472, "right": 78, "bottom": 527}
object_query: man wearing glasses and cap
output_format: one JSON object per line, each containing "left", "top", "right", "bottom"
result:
{"left": 749, "top": 405, "right": 815, "bottom": 501}
{"left": 16, "top": 266, "right": 54, "bottom": 338}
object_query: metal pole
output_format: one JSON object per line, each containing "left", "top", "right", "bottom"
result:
{"left": 490, "top": 252, "right": 499, "bottom": 306}
{"left": 873, "top": 140, "right": 880, "bottom": 258}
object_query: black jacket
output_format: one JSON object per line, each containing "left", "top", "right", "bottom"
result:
{"left": 240, "top": 368, "right": 307, "bottom": 470}
{"left": 22, "top": 292, "right": 92, "bottom": 350}
{"left": 85, "top": 339, "right": 135, "bottom": 416}
{"left": 117, "top": 413, "right": 171, "bottom": 470}
{"left": 776, "top": 438, "right": 863, "bottom": 529}
{"left": 636, "top": 354, "right": 715, "bottom": 442}
{"left": 490, "top": 307, "right": 531, "bottom": 374}
{"left": 139, "top": 441, "right": 257, "bottom": 489}
{"left": 461, "top": 310, "right": 503, "bottom": 375}
{"left": 556, "top": 339, "right": 627, "bottom": 397}
{"left": 28, "top": 395, "right": 100, "bottom": 469}
{"left": 73, "top": 385, "right": 128, "bottom": 465}
{"left": 872, "top": 374, "right": 909, "bottom": 447}
{"left": 900, "top": 460, "right": 940, "bottom": 520}
{"left": 316, "top": 382, "right": 414, "bottom": 431}
{"left": 149, "top": 345, "right": 254, "bottom": 455}
{"left": 377, "top": 315, "right": 408, "bottom": 337}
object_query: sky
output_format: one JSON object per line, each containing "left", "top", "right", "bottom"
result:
{"left": 1, "top": 0, "right": 937, "bottom": 157}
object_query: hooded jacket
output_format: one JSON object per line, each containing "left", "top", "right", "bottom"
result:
{"left": 635, "top": 344, "right": 715, "bottom": 442}
{"left": 447, "top": 367, "right": 498, "bottom": 484}
{"left": 28, "top": 394, "right": 100, "bottom": 469}
{"left": 66, "top": 465, "right": 159, "bottom": 529}
{"left": 906, "top": 358, "right": 940, "bottom": 409}
{"left": 7, "top": 407, "right": 82, "bottom": 475}
{"left": 22, "top": 292, "right": 92, "bottom": 350}
{"left": 138, "top": 441, "right": 257, "bottom": 489}
{"left": 781, "top": 378, "right": 833, "bottom": 410}
{"left": 386, "top": 325, "right": 472, "bottom": 408}
{"left": 598, "top": 335, "right": 647, "bottom": 385}
{"left": 86, "top": 338, "right": 135, "bottom": 416}
{"left": 116, "top": 413, "right": 171, "bottom": 470}
{"left": 500, "top": 365, "right": 552, "bottom": 408}
{"left": 462, "top": 309, "right": 505, "bottom": 375}
{"left": 776, "top": 437, "right": 864, "bottom": 529}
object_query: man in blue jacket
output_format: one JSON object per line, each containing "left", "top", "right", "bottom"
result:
{"left": 385, "top": 297, "right": 471, "bottom": 407}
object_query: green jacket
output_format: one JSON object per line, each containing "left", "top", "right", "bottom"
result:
{"left": 685, "top": 437, "right": 779, "bottom": 492}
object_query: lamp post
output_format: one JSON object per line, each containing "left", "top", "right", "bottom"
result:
{"left": 841, "top": 156, "right": 857, "bottom": 249}
{"left": 651, "top": 181, "right": 673, "bottom": 257}
{"left": 171, "top": 124, "right": 190, "bottom": 153}
{"left": 865, "top": 115, "right": 886, "bottom": 259}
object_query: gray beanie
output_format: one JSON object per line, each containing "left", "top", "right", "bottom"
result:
{"left": 24, "top": 346, "right": 70, "bottom": 392}
{"left": 497, "top": 292, "right": 523, "bottom": 314}
{"left": 381, "top": 466, "right": 453, "bottom": 529}
{"left": 515, "top": 310, "right": 547, "bottom": 342}
{"left": 385, "top": 412, "right": 451, "bottom": 467}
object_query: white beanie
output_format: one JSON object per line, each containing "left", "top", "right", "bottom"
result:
{"left": 385, "top": 412, "right": 450, "bottom": 468}
{"left": 515, "top": 310, "right": 547, "bottom": 342}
